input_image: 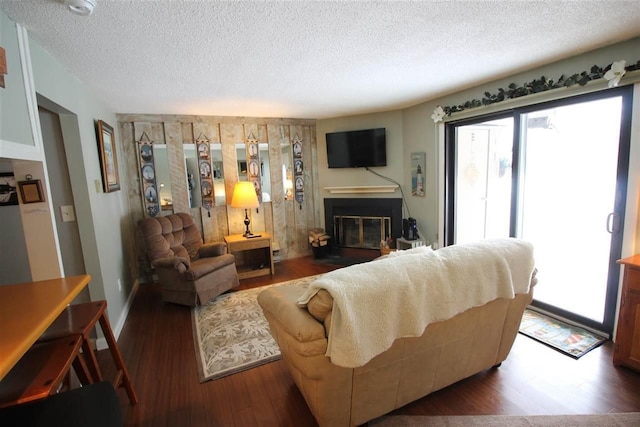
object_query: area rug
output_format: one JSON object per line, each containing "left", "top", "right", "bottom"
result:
{"left": 370, "top": 413, "right": 640, "bottom": 426}
{"left": 518, "top": 308, "right": 607, "bottom": 359}
{"left": 191, "top": 274, "right": 321, "bottom": 383}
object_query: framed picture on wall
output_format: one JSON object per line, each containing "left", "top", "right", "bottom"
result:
{"left": 17, "top": 179, "right": 45, "bottom": 204}
{"left": 0, "top": 173, "right": 18, "bottom": 206}
{"left": 96, "top": 120, "right": 121, "bottom": 193}
{"left": 411, "top": 152, "right": 425, "bottom": 197}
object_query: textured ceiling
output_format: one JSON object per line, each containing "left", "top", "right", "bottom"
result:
{"left": 1, "top": 1, "right": 640, "bottom": 119}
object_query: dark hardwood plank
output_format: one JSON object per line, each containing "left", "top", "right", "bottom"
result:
{"left": 98, "top": 254, "right": 640, "bottom": 426}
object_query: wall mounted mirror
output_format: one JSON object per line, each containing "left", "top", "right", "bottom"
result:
{"left": 210, "top": 143, "right": 225, "bottom": 206}
{"left": 259, "top": 143, "right": 271, "bottom": 202}
{"left": 153, "top": 144, "right": 173, "bottom": 213}
{"left": 137, "top": 130, "right": 279, "bottom": 214}
{"left": 236, "top": 144, "right": 247, "bottom": 182}
{"left": 281, "top": 142, "right": 293, "bottom": 200}
{"left": 184, "top": 144, "right": 201, "bottom": 208}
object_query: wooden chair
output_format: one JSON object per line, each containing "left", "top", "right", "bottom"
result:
{"left": 0, "top": 336, "right": 92, "bottom": 408}
{"left": 37, "top": 300, "right": 138, "bottom": 404}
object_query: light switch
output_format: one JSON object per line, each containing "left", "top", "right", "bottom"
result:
{"left": 60, "top": 205, "right": 76, "bottom": 222}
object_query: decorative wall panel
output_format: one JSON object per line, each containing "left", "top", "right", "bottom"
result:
{"left": 118, "top": 114, "right": 318, "bottom": 270}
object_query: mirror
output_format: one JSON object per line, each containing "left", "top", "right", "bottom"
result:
{"left": 140, "top": 137, "right": 274, "bottom": 213}
{"left": 210, "top": 143, "right": 225, "bottom": 206}
{"left": 185, "top": 142, "right": 225, "bottom": 207}
{"left": 259, "top": 143, "right": 271, "bottom": 202}
{"left": 184, "top": 144, "right": 201, "bottom": 208}
{"left": 153, "top": 144, "right": 173, "bottom": 212}
{"left": 282, "top": 142, "right": 293, "bottom": 200}
{"left": 236, "top": 144, "right": 247, "bottom": 181}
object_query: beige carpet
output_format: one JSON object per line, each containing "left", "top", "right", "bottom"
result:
{"left": 191, "top": 274, "right": 320, "bottom": 382}
{"left": 370, "top": 413, "right": 640, "bottom": 426}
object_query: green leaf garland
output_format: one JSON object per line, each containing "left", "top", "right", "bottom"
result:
{"left": 441, "top": 59, "right": 640, "bottom": 117}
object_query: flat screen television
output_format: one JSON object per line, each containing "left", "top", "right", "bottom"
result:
{"left": 325, "top": 128, "right": 387, "bottom": 168}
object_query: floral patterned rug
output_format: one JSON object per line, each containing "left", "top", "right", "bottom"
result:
{"left": 192, "top": 275, "right": 321, "bottom": 382}
{"left": 518, "top": 308, "right": 607, "bottom": 359}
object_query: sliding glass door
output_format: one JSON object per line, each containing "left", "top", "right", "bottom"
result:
{"left": 452, "top": 117, "right": 513, "bottom": 244}
{"left": 445, "top": 87, "right": 632, "bottom": 334}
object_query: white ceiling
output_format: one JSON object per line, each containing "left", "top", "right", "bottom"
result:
{"left": 1, "top": 1, "right": 640, "bottom": 119}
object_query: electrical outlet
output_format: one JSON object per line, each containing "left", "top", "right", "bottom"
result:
{"left": 60, "top": 205, "right": 76, "bottom": 222}
{"left": 117, "top": 278, "right": 122, "bottom": 292}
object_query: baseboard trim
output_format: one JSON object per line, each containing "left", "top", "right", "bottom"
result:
{"left": 96, "top": 279, "right": 140, "bottom": 351}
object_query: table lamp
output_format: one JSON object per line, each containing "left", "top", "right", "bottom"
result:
{"left": 231, "top": 181, "right": 260, "bottom": 237}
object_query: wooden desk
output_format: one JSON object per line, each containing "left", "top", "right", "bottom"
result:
{"left": 0, "top": 275, "right": 91, "bottom": 380}
{"left": 614, "top": 255, "right": 640, "bottom": 372}
{"left": 224, "top": 233, "right": 274, "bottom": 280}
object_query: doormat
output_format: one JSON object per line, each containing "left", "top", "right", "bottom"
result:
{"left": 518, "top": 308, "right": 607, "bottom": 359}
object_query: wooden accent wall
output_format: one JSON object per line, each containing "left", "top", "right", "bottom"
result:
{"left": 117, "top": 114, "right": 320, "bottom": 279}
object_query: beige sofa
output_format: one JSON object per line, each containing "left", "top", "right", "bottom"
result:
{"left": 258, "top": 242, "right": 536, "bottom": 427}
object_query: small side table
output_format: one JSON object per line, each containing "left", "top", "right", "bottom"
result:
{"left": 613, "top": 255, "right": 640, "bottom": 373}
{"left": 396, "top": 237, "right": 426, "bottom": 251}
{"left": 224, "top": 233, "right": 275, "bottom": 280}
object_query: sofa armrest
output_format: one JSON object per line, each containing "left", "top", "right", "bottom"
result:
{"left": 198, "top": 242, "right": 228, "bottom": 258}
{"left": 152, "top": 256, "right": 190, "bottom": 272}
{"left": 258, "top": 285, "right": 328, "bottom": 357}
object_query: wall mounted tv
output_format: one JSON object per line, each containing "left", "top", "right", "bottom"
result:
{"left": 326, "top": 128, "right": 387, "bottom": 168}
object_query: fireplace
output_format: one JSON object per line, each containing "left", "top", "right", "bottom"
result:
{"left": 324, "top": 198, "right": 403, "bottom": 249}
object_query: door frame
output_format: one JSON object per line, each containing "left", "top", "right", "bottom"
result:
{"left": 443, "top": 86, "right": 634, "bottom": 334}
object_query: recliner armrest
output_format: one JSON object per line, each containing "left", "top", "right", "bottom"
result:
{"left": 198, "top": 242, "right": 228, "bottom": 258}
{"left": 152, "top": 256, "right": 190, "bottom": 272}
{"left": 184, "top": 254, "right": 236, "bottom": 280}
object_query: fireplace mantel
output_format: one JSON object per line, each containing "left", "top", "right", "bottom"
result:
{"left": 323, "top": 185, "right": 398, "bottom": 194}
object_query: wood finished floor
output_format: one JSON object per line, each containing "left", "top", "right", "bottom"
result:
{"left": 98, "top": 253, "right": 640, "bottom": 426}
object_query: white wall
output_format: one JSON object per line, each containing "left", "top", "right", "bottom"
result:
{"left": 0, "top": 11, "right": 34, "bottom": 149}
{"left": 28, "top": 39, "right": 134, "bottom": 327}
{"left": 0, "top": 11, "right": 135, "bottom": 335}
{"left": 0, "top": 159, "right": 31, "bottom": 285}
{"left": 404, "top": 37, "right": 640, "bottom": 254}
{"left": 317, "top": 37, "right": 640, "bottom": 251}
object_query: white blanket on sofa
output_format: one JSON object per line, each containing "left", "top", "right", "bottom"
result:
{"left": 296, "top": 238, "right": 535, "bottom": 368}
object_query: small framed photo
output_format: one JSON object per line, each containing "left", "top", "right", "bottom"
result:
{"left": 96, "top": 120, "right": 121, "bottom": 193}
{"left": 293, "top": 141, "right": 302, "bottom": 158}
{"left": 411, "top": 152, "right": 426, "bottom": 197}
{"left": 0, "top": 173, "right": 18, "bottom": 206}
{"left": 18, "top": 179, "right": 45, "bottom": 204}
{"left": 248, "top": 142, "right": 258, "bottom": 158}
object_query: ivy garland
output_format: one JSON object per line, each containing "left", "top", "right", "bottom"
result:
{"left": 434, "top": 59, "right": 640, "bottom": 120}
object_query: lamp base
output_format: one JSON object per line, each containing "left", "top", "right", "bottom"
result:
{"left": 243, "top": 209, "right": 252, "bottom": 237}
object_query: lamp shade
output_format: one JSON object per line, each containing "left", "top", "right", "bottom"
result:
{"left": 231, "top": 181, "right": 259, "bottom": 209}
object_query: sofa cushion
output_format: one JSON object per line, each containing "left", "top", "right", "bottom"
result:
{"left": 258, "top": 285, "right": 327, "bottom": 347}
{"left": 307, "top": 289, "right": 333, "bottom": 322}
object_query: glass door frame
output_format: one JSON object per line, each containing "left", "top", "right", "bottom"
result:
{"left": 444, "top": 86, "right": 633, "bottom": 334}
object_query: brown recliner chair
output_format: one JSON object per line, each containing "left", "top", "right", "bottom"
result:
{"left": 138, "top": 213, "right": 239, "bottom": 306}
